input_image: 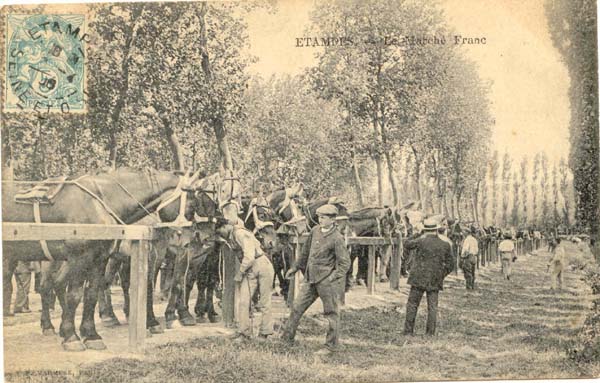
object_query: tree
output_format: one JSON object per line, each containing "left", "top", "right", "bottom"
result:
{"left": 540, "top": 152, "right": 550, "bottom": 227}
{"left": 546, "top": 0, "right": 599, "bottom": 258}
{"left": 501, "top": 152, "right": 512, "bottom": 227}
{"left": 511, "top": 172, "right": 521, "bottom": 226}
{"left": 489, "top": 151, "right": 500, "bottom": 226}
{"left": 520, "top": 156, "right": 529, "bottom": 225}
{"left": 531, "top": 152, "right": 541, "bottom": 226}
{"left": 559, "top": 157, "right": 572, "bottom": 227}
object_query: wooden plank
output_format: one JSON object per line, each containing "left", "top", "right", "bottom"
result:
{"left": 129, "top": 240, "right": 148, "bottom": 353}
{"left": 288, "top": 235, "right": 400, "bottom": 246}
{"left": 389, "top": 234, "right": 401, "bottom": 290}
{"left": 287, "top": 238, "right": 302, "bottom": 307}
{"left": 222, "top": 246, "right": 238, "bottom": 327}
{"left": 3, "top": 222, "right": 156, "bottom": 241}
{"left": 367, "top": 246, "right": 375, "bottom": 295}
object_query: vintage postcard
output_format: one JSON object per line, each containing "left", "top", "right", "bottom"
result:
{"left": 1, "top": 0, "right": 599, "bottom": 382}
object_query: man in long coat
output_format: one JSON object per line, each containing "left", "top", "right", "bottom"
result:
{"left": 403, "top": 218, "right": 454, "bottom": 336}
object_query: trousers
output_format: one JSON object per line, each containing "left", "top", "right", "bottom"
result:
{"left": 14, "top": 272, "right": 31, "bottom": 311}
{"left": 283, "top": 274, "right": 344, "bottom": 349}
{"left": 461, "top": 255, "right": 477, "bottom": 289}
{"left": 404, "top": 286, "right": 439, "bottom": 335}
{"left": 237, "top": 256, "right": 275, "bottom": 337}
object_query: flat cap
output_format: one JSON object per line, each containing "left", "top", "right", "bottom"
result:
{"left": 316, "top": 204, "right": 338, "bottom": 216}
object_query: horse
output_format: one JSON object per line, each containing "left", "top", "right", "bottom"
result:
{"left": 2, "top": 167, "right": 204, "bottom": 351}
{"left": 342, "top": 206, "right": 402, "bottom": 287}
{"left": 159, "top": 169, "right": 243, "bottom": 328}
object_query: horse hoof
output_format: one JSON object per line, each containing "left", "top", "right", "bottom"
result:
{"left": 149, "top": 325, "right": 164, "bottom": 334}
{"left": 84, "top": 339, "right": 107, "bottom": 351}
{"left": 42, "top": 328, "right": 56, "bottom": 336}
{"left": 179, "top": 318, "right": 196, "bottom": 327}
{"left": 208, "top": 315, "right": 221, "bottom": 324}
{"left": 166, "top": 320, "right": 175, "bottom": 330}
{"left": 102, "top": 317, "right": 120, "bottom": 327}
{"left": 62, "top": 340, "right": 86, "bottom": 352}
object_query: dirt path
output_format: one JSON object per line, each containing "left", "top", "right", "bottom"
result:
{"left": 4, "top": 244, "right": 599, "bottom": 382}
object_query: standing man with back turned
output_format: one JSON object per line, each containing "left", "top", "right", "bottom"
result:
{"left": 282, "top": 204, "right": 351, "bottom": 355}
{"left": 403, "top": 218, "right": 454, "bottom": 336}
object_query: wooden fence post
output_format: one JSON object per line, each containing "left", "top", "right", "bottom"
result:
{"left": 129, "top": 240, "right": 148, "bottom": 353}
{"left": 367, "top": 245, "right": 376, "bottom": 295}
{"left": 222, "top": 246, "right": 238, "bottom": 327}
{"left": 389, "top": 235, "right": 401, "bottom": 290}
{"left": 287, "top": 236, "right": 302, "bottom": 308}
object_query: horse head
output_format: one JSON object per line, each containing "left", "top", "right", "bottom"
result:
{"left": 268, "top": 184, "right": 308, "bottom": 234}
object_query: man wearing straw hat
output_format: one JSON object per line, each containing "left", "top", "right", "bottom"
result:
{"left": 403, "top": 218, "right": 454, "bottom": 336}
{"left": 282, "top": 204, "right": 351, "bottom": 355}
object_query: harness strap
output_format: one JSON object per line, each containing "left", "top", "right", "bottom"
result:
{"left": 33, "top": 201, "right": 54, "bottom": 261}
{"left": 71, "top": 177, "right": 126, "bottom": 225}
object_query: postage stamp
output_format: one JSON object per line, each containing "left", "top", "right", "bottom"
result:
{"left": 5, "top": 14, "right": 87, "bottom": 113}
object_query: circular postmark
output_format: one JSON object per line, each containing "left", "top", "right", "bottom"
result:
{"left": 5, "top": 14, "right": 88, "bottom": 114}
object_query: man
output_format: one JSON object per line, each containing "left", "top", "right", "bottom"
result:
{"left": 14, "top": 261, "right": 35, "bottom": 314}
{"left": 460, "top": 226, "right": 479, "bottom": 290}
{"left": 498, "top": 232, "right": 516, "bottom": 281}
{"left": 403, "top": 218, "right": 454, "bottom": 336}
{"left": 547, "top": 238, "right": 566, "bottom": 290}
{"left": 215, "top": 217, "right": 274, "bottom": 341}
{"left": 282, "top": 204, "right": 351, "bottom": 355}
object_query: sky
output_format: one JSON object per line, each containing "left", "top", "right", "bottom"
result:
{"left": 245, "top": 0, "right": 571, "bottom": 165}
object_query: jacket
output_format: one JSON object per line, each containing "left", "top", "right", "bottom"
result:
{"left": 404, "top": 233, "right": 454, "bottom": 291}
{"left": 293, "top": 224, "right": 350, "bottom": 284}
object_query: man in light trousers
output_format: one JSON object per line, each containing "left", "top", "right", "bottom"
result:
{"left": 215, "top": 217, "right": 275, "bottom": 341}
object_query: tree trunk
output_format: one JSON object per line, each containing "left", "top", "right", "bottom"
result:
{"left": 107, "top": 5, "right": 143, "bottom": 169}
{"left": 199, "top": 2, "right": 233, "bottom": 171}
{"left": 352, "top": 153, "right": 365, "bottom": 207}
{"left": 411, "top": 146, "right": 423, "bottom": 210}
{"left": 380, "top": 108, "right": 399, "bottom": 206}
{"left": 159, "top": 114, "right": 185, "bottom": 172}
{"left": 376, "top": 156, "right": 384, "bottom": 206}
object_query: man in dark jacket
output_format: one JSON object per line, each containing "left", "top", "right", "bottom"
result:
{"left": 282, "top": 204, "right": 351, "bottom": 355}
{"left": 403, "top": 218, "right": 455, "bottom": 336}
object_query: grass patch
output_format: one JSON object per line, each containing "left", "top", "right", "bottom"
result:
{"left": 9, "top": 253, "right": 599, "bottom": 382}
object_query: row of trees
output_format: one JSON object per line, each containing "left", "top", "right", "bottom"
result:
{"left": 1, "top": 0, "right": 494, "bottom": 217}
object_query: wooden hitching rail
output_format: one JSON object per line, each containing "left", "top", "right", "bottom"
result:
{"left": 2, "top": 222, "right": 158, "bottom": 353}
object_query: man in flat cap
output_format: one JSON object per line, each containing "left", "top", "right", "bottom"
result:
{"left": 282, "top": 204, "right": 351, "bottom": 355}
{"left": 403, "top": 218, "right": 454, "bottom": 336}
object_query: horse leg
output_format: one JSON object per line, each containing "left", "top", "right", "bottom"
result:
{"left": 146, "top": 252, "right": 162, "bottom": 333}
{"left": 60, "top": 256, "right": 88, "bottom": 352}
{"left": 99, "top": 256, "right": 122, "bottom": 327}
{"left": 174, "top": 250, "right": 195, "bottom": 327}
{"left": 3, "top": 256, "right": 17, "bottom": 316}
{"left": 120, "top": 258, "right": 131, "bottom": 319}
{"left": 79, "top": 254, "right": 108, "bottom": 350}
{"left": 39, "top": 261, "right": 57, "bottom": 335}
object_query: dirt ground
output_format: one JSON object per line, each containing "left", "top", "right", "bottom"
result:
{"left": 3, "top": 243, "right": 599, "bottom": 382}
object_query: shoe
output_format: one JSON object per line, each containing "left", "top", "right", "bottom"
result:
{"left": 257, "top": 333, "right": 273, "bottom": 342}
{"left": 229, "top": 333, "right": 250, "bottom": 343}
{"left": 14, "top": 308, "right": 31, "bottom": 314}
{"left": 314, "top": 348, "right": 333, "bottom": 356}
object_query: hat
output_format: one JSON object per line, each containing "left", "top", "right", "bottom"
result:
{"left": 335, "top": 215, "right": 349, "bottom": 221}
{"left": 316, "top": 204, "right": 338, "bottom": 216}
{"left": 423, "top": 218, "right": 439, "bottom": 231}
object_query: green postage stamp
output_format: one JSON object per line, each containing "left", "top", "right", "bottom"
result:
{"left": 5, "top": 14, "right": 87, "bottom": 113}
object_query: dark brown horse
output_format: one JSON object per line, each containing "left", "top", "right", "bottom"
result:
{"left": 2, "top": 168, "right": 203, "bottom": 351}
